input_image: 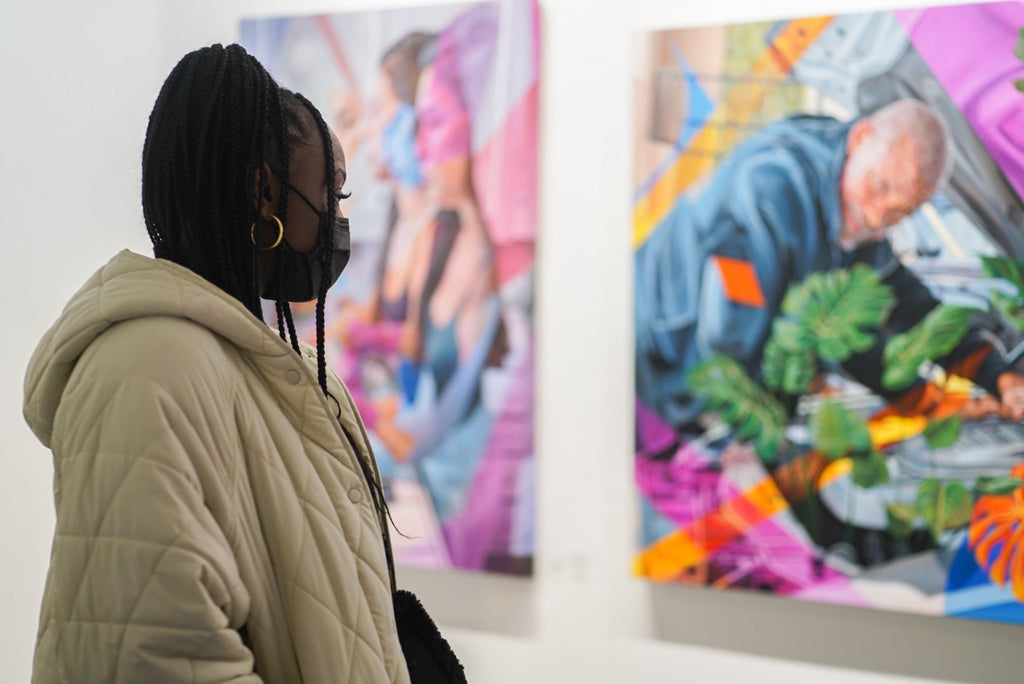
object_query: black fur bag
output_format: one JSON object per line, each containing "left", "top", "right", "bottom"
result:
{"left": 393, "top": 589, "right": 467, "bottom": 683}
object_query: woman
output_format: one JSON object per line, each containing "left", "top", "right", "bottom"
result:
{"left": 23, "top": 44, "right": 415, "bottom": 682}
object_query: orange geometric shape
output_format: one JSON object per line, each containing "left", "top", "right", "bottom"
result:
{"left": 635, "top": 476, "right": 791, "bottom": 579}
{"left": 712, "top": 255, "right": 766, "bottom": 308}
{"left": 633, "top": 530, "right": 708, "bottom": 581}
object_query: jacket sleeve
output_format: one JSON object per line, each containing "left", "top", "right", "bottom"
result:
{"left": 36, "top": 364, "right": 260, "bottom": 683}
{"left": 695, "top": 164, "right": 809, "bottom": 373}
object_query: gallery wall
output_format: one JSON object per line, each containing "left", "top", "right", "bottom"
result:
{"left": 2, "top": 0, "right": 1023, "bottom": 682}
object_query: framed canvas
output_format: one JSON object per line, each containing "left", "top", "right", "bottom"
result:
{"left": 633, "top": 2, "right": 1024, "bottom": 622}
{"left": 242, "top": 0, "right": 538, "bottom": 575}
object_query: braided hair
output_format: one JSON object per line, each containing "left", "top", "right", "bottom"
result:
{"left": 142, "top": 44, "right": 335, "bottom": 394}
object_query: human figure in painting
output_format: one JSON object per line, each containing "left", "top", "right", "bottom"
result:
{"left": 365, "top": 13, "right": 508, "bottom": 462}
{"left": 635, "top": 98, "right": 1024, "bottom": 454}
{"left": 362, "top": 9, "right": 514, "bottom": 567}
{"left": 332, "top": 31, "right": 438, "bottom": 460}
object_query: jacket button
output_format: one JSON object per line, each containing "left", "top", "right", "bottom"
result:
{"left": 285, "top": 369, "right": 301, "bottom": 384}
{"left": 348, "top": 488, "right": 362, "bottom": 504}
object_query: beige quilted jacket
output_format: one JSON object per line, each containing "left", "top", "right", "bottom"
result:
{"left": 24, "top": 250, "right": 411, "bottom": 683}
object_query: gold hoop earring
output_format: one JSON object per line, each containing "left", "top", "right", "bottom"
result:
{"left": 250, "top": 215, "right": 284, "bottom": 251}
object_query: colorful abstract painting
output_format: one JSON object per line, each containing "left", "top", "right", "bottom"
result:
{"left": 241, "top": 0, "right": 538, "bottom": 575}
{"left": 633, "top": 2, "right": 1024, "bottom": 622}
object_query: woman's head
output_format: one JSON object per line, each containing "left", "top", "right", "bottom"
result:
{"left": 381, "top": 31, "right": 435, "bottom": 106}
{"left": 370, "top": 32, "right": 435, "bottom": 186}
{"left": 142, "top": 44, "right": 347, "bottom": 392}
{"left": 142, "top": 45, "right": 348, "bottom": 301}
{"left": 414, "top": 40, "right": 473, "bottom": 206}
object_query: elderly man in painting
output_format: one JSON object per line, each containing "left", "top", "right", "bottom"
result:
{"left": 634, "top": 98, "right": 1024, "bottom": 455}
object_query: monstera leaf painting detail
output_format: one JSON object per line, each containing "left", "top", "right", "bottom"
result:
{"left": 779, "top": 264, "right": 894, "bottom": 363}
{"left": 975, "top": 475, "right": 1024, "bottom": 496}
{"left": 762, "top": 318, "right": 817, "bottom": 395}
{"left": 809, "top": 399, "right": 872, "bottom": 459}
{"left": 688, "top": 266, "right": 976, "bottom": 524}
{"left": 981, "top": 255, "right": 1024, "bottom": 330}
{"left": 923, "top": 415, "right": 962, "bottom": 450}
{"left": 882, "top": 305, "right": 973, "bottom": 390}
{"left": 915, "top": 478, "right": 973, "bottom": 540}
{"left": 809, "top": 399, "right": 887, "bottom": 487}
{"left": 852, "top": 451, "right": 890, "bottom": 489}
{"left": 687, "top": 354, "right": 787, "bottom": 462}
{"left": 886, "top": 503, "right": 919, "bottom": 539}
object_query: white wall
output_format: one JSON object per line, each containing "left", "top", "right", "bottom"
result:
{"left": 3, "top": 0, "right": 1023, "bottom": 682}
{"left": 0, "top": 0, "right": 160, "bottom": 679}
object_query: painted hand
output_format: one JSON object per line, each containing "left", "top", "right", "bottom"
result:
{"left": 997, "top": 372, "right": 1024, "bottom": 421}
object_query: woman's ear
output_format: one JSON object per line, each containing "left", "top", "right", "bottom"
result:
{"left": 254, "top": 161, "right": 279, "bottom": 220}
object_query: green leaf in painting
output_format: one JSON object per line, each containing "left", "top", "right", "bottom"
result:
{"left": 882, "top": 305, "right": 972, "bottom": 390}
{"left": 1015, "top": 27, "right": 1024, "bottom": 62}
{"left": 687, "top": 354, "right": 788, "bottom": 464}
{"left": 811, "top": 266, "right": 893, "bottom": 362}
{"left": 886, "top": 503, "right": 918, "bottom": 539}
{"left": 810, "top": 400, "right": 872, "bottom": 459}
{"left": 923, "top": 415, "right": 962, "bottom": 450}
{"left": 882, "top": 359, "right": 921, "bottom": 392}
{"left": 778, "top": 265, "right": 891, "bottom": 364}
{"left": 980, "top": 255, "right": 1024, "bottom": 289}
{"left": 915, "top": 479, "right": 973, "bottom": 539}
{"left": 852, "top": 451, "right": 890, "bottom": 488}
{"left": 762, "top": 339, "right": 786, "bottom": 392}
{"left": 817, "top": 337, "right": 848, "bottom": 362}
{"left": 734, "top": 411, "right": 759, "bottom": 441}
{"left": 846, "top": 328, "right": 876, "bottom": 355}
{"left": 927, "top": 306, "right": 973, "bottom": 357}
{"left": 989, "top": 290, "right": 1024, "bottom": 333}
{"left": 975, "top": 476, "right": 1024, "bottom": 496}
{"left": 781, "top": 350, "right": 814, "bottom": 395}
{"left": 772, "top": 319, "right": 812, "bottom": 352}
{"left": 754, "top": 428, "right": 783, "bottom": 464}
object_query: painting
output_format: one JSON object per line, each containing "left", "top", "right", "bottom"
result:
{"left": 633, "top": 2, "right": 1024, "bottom": 622}
{"left": 242, "top": 0, "right": 538, "bottom": 575}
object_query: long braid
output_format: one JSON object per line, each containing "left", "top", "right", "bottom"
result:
{"left": 247, "top": 67, "right": 270, "bottom": 321}
{"left": 271, "top": 85, "right": 303, "bottom": 354}
{"left": 275, "top": 299, "right": 288, "bottom": 342}
{"left": 281, "top": 299, "right": 301, "bottom": 354}
{"left": 288, "top": 91, "right": 396, "bottom": 529}
{"left": 293, "top": 92, "right": 334, "bottom": 397}
{"left": 273, "top": 272, "right": 300, "bottom": 353}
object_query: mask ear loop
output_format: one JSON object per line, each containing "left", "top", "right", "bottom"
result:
{"left": 250, "top": 215, "right": 285, "bottom": 250}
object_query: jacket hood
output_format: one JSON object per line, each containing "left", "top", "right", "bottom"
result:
{"left": 24, "top": 250, "right": 288, "bottom": 448}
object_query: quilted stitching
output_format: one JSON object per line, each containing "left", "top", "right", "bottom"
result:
{"left": 25, "top": 251, "right": 409, "bottom": 684}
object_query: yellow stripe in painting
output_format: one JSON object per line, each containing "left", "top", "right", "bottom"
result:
{"left": 868, "top": 414, "right": 929, "bottom": 448}
{"left": 819, "top": 458, "right": 853, "bottom": 488}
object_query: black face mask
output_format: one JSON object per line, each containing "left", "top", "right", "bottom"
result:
{"left": 262, "top": 182, "right": 351, "bottom": 302}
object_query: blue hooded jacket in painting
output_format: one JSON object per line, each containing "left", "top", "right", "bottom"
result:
{"left": 634, "top": 114, "right": 1007, "bottom": 434}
